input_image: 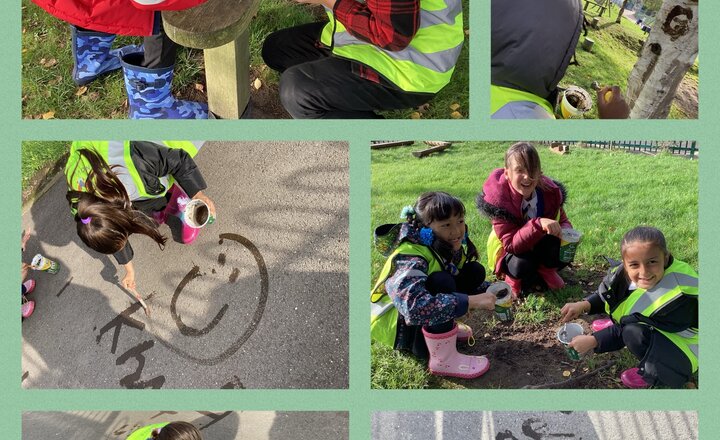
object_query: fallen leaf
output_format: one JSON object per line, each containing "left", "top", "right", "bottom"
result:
{"left": 88, "top": 91, "right": 100, "bottom": 101}
{"left": 40, "top": 58, "right": 58, "bottom": 68}
{"left": 562, "top": 370, "right": 571, "bottom": 377}
{"left": 22, "top": 48, "right": 27, "bottom": 53}
{"left": 41, "top": 111, "right": 55, "bottom": 119}
{"left": 48, "top": 76, "right": 62, "bottom": 86}
{"left": 75, "top": 86, "right": 88, "bottom": 96}
{"left": 194, "top": 83, "right": 204, "bottom": 92}
{"left": 410, "top": 112, "right": 421, "bottom": 119}
{"left": 450, "top": 111, "right": 463, "bottom": 119}
{"left": 450, "top": 103, "right": 461, "bottom": 111}
{"left": 253, "top": 78, "right": 262, "bottom": 90}
{"left": 464, "top": 29, "right": 470, "bottom": 36}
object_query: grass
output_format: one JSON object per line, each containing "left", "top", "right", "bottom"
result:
{"left": 561, "top": 3, "right": 698, "bottom": 119}
{"left": 22, "top": 0, "right": 468, "bottom": 119}
{"left": 22, "top": 141, "right": 69, "bottom": 192}
{"left": 370, "top": 142, "right": 698, "bottom": 389}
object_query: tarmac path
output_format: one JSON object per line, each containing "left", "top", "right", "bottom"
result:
{"left": 21, "top": 141, "right": 349, "bottom": 389}
{"left": 23, "top": 411, "right": 349, "bottom": 439}
{"left": 372, "top": 411, "right": 698, "bottom": 440}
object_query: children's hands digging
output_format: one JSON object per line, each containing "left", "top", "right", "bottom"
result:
{"left": 569, "top": 334, "right": 598, "bottom": 354}
{"left": 539, "top": 218, "right": 562, "bottom": 237}
{"left": 597, "top": 86, "right": 630, "bottom": 119}
{"left": 560, "top": 300, "right": 590, "bottom": 322}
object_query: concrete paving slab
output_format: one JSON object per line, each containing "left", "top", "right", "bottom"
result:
{"left": 21, "top": 141, "right": 349, "bottom": 389}
{"left": 372, "top": 411, "right": 698, "bottom": 440}
{"left": 23, "top": 411, "right": 349, "bottom": 439}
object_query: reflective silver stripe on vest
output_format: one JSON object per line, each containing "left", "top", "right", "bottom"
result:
{"left": 625, "top": 272, "right": 698, "bottom": 316}
{"left": 371, "top": 300, "right": 395, "bottom": 318}
{"left": 688, "top": 344, "right": 698, "bottom": 359}
{"left": 107, "top": 141, "right": 142, "bottom": 201}
{"left": 676, "top": 329, "right": 697, "bottom": 338}
{"left": 332, "top": 2, "right": 462, "bottom": 73}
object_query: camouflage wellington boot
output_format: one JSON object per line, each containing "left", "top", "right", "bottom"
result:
{"left": 71, "top": 26, "right": 142, "bottom": 86}
{"left": 121, "top": 52, "right": 208, "bottom": 119}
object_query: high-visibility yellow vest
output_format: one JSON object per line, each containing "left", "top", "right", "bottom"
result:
{"left": 371, "top": 242, "right": 467, "bottom": 346}
{"left": 65, "top": 141, "right": 202, "bottom": 214}
{"left": 126, "top": 423, "right": 168, "bottom": 440}
{"left": 491, "top": 84, "right": 555, "bottom": 119}
{"left": 320, "top": 0, "right": 464, "bottom": 93}
{"left": 606, "top": 259, "right": 699, "bottom": 371}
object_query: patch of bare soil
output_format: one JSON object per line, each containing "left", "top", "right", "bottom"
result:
{"left": 432, "top": 266, "right": 627, "bottom": 389}
{"left": 674, "top": 77, "right": 698, "bottom": 119}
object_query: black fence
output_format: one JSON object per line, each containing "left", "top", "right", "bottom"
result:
{"left": 538, "top": 141, "right": 698, "bottom": 158}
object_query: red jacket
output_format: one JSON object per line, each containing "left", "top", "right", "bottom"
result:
{"left": 476, "top": 168, "right": 572, "bottom": 274}
{"left": 31, "top": 0, "right": 206, "bottom": 36}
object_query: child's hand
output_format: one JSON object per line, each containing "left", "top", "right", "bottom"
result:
{"left": 560, "top": 300, "right": 589, "bottom": 323}
{"left": 121, "top": 262, "right": 137, "bottom": 291}
{"left": 597, "top": 86, "right": 630, "bottom": 119}
{"left": 539, "top": 218, "right": 561, "bottom": 237}
{"left": 569, "top": 334, "right": 598, "bottom": 354}
{"left": 468, "top": 292, "right": 496, "bottom": 311}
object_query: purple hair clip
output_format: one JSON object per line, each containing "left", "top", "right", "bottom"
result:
{"left": 80, "top": 216, "right": 92, "bottom": 224}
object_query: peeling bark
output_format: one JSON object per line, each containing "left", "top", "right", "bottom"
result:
{"left": 626, "top": 0, "right": 698, "bottom": 118}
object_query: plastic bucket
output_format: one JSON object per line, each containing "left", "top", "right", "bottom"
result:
{"left": 557, "top": 322, "right": 584, "bottom": 361}
{"left": 559, "top": 228, "right": 582, "bottom": 263}
{"left": 31, "top": 253, "right": 60, "bottom": 274}
{"left": 559, "top": 86, "right": 592, "bottom": 119}
{"left": 184, "top": 199, "right": 213, "bottom": 228}
{"left": 488, "top": 281, "right": 513, "bottom": 322}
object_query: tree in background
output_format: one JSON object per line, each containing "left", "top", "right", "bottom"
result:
{"left": 626, "top": 0, "right": 697, "bottom": 119}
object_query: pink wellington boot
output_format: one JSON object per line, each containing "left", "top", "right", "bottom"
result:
{"left": 592, "top": 318, "right": 614, "bottom": 332}
{"left": 163, "top": 185, "right": 200, "bottom": 244}
{"left": 23, "top": 279, "right": 36, "bottom": 295}
{"left": 152, "top": 184, "right": 184, "bottom": 225}
{"left": 22, "top": 296, "right": 35, "bottom": 319}
{"left": 537, "top": 266, "right": 565, "bottom": 290}
{"left": 456, "top": 321, "right": 473, "bottom": 344}
{"left": 423, "top": 324, "right": 490, "bottom": 379}
{"left": 620, "top": 367, "right": 650, "bottom": 388}
{"left": 504, "top": 275, "right": 522, "bottom": 299}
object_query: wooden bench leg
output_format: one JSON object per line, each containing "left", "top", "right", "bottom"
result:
{"left": 203, "top": 29, "right": 250, "bottom": 119}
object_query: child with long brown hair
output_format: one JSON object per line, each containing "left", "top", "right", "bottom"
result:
{"left": 476, "top": 142, "right": 573, "bottom": 296}
{"left": 65, "top": 140, "right": 216, "bottom": 291}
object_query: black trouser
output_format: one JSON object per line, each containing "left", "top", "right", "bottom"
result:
{"left": 395, "top": 261, "right": 486, "bottom": 359}
{"left": 77, "top": 13, "right": 176, "bottom": 69}
{"left": 502, "top": 234, "right": 566, "bottom": 282}
{"left": 620, "top": 323, "right": 694, "bottom": 388}
{"left": 261, "top": 22, "right": 434, "bottom": 119}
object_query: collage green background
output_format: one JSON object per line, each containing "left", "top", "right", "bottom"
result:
{"left": 1, "top": 0, "right": 715, "bottom": 439}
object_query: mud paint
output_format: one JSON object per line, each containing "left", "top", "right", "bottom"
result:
{"left": 221, "top": 375, "right": 246, "bottom": 389}
{"left": 218, "top": 253, "right": 226, "bottom": 266}
{"left": 153, "top": 233, "right": 269, "bottom": 366}
{"left": 96, "top": 297, "right": 149, "bottom": 354}
{"left": 116, "top": 339, "right": 166, "bottom": 388}
{"left": 229, "top": 267, "right": 240, "bottom": 283}
{"left": 170, "top": 265, "right": 230, "bottom": 337}
{"left": 662, "top": 6, "right": 693, "bottom": 40}
{"left": 55, "top": 277, "right": 73, "bottom": 297}
{"left": 521, "top": 418, "right": 574, "bottom": 439}
{"left": 22, "top": 371, "right": 29, "bottom": 382}
{"left": 496, "top": 431, "right": 519, "bottom": 440}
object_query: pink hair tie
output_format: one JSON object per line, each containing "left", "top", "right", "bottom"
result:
{"left": 80, "top": 217, "right": 92, "bottom": 224}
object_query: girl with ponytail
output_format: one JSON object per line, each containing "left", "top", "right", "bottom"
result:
{"left": 65, "top": 141, "right": 215, "bottom": 291}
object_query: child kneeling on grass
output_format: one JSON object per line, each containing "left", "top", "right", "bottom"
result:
{"left": 560, "top": 226, "right": 698, "bottom": 388}
{"left": 371, "top": 192, "right": 497, "bottom": 379}
{"left": 477, "top": 142, "right": 573, "bottom": 297}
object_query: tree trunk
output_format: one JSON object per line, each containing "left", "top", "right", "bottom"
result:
{"left": 626, "top": 0, "right": 698, "bottom": 119}
{"left": 617, "top": 0, "right": 631, "bottom": 22}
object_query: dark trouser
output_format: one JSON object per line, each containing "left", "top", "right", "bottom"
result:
{"left": 620, "top": 323, "right": 693, "bottom": 388}
{"left": 502, "top": 234, "right": 566, "bottom": 282}
{"left": 395, "top": 261, "right": 486, "bottom": 359}
{"left": 77, "top": 13, "right": 176, "bottom": 69}
{"left": 261, "top": 22, "right": 434, "bottom": 119}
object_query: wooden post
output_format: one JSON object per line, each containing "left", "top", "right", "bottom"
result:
{"left": 204, "top": 30, "right": 250, "bottom": 119}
